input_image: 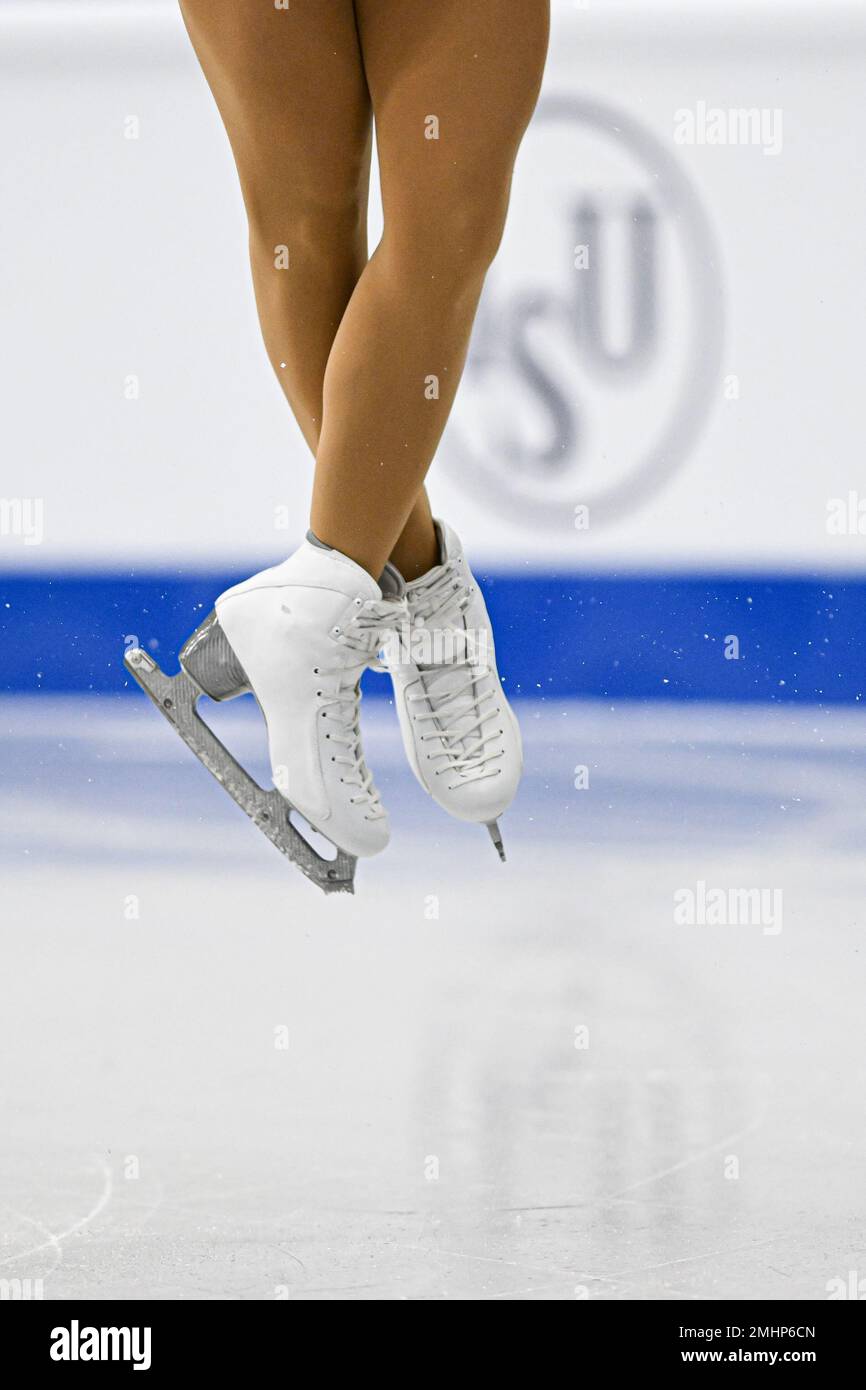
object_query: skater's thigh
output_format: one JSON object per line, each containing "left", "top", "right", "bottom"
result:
{"left": 178, "top": 0, "right": 371, "bottom": 212}
{"left": 353, "top": 0, "right": 549, "bottom": 222}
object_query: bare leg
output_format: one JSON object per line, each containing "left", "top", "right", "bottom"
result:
{"left": 310, "top": 0, "right": 550, "bottom": 578}
{"left": 178, "top": 0, "right": 436, "bottom": 573}
{"left": 178, "top": 0, "right": 547, "bottom": 582}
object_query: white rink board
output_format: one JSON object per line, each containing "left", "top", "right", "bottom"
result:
{"left": 0, "top": 0, "right": 864, "bottom": 573}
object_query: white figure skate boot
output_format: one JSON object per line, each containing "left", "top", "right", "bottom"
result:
{"left": 124, "top": 540, "right": 406, "bottom": 893}
{"left": 385, "top": 520, "right": 522, "bottom": 860}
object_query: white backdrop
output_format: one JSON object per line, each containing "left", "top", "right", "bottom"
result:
{"left": 1, "top": 0, "right": 864, "bottom": 573}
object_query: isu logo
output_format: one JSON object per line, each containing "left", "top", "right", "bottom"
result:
{"left": 446, "top": 96, "right": 724, "bottom": 529}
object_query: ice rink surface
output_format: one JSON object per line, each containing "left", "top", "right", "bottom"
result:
{"left": 1, "top": 693, "right": 865, "bottom": 1301}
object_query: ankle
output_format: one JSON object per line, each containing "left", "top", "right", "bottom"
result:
{"left": 388, "top": 527, "right": 440, "bottom": 583}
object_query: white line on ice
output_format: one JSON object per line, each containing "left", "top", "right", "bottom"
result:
{"left": 0, "top": 1155, "right": 113, "bottom": 1269}
{"left": 600, "top": 1117, "right": 764, "bottom": 1202}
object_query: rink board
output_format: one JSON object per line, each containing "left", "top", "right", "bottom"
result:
{"left": 1, "top": 568, "right": 864, "bottom": 701}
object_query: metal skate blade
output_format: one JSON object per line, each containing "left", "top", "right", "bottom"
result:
{"left": 123, "top": 647, "right": 357, "bottom": 895}
{"left": 485, "top": 820, "right": 506, "bottom": 863}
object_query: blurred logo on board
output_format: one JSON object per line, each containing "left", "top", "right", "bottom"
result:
{"left": 446, "top": 96, "right": 724, "bottom": 529}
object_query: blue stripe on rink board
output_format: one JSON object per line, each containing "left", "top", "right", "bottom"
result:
{"left": 1, "top": 569, "right": 864, "bottom": 702}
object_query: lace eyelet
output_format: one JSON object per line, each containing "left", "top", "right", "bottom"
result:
{"left": 313, "top": 667, "right": 319, "bottom": 675}
{"left": 316, "top": 690, "right": 323, "bottom": 698}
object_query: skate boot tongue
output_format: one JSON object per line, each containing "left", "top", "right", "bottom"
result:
{"left": 310, "top": 549, "right": 407, "bottom": 821}
{"left": 322, "top": 590, "right": 408, "bottom": 819}
{"left": 407, "top": 565, "right": 499, "bottom": 784}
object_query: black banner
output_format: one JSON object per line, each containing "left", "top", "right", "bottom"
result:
{"left": 5, "top": 1299, "right": 863, "bottom": 1374}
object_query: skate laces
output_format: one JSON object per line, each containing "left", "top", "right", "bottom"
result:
{"left": 318, "top": 596, "right": 405, "bottom": 820}
{"left": 404, "top": 565, "right": 503, "bottom": 788}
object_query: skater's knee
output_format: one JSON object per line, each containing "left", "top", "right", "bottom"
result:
{"left": 385, "top": 174, "right": 512, "bottom": 297}
{"left": 246, "top": 181, "right": 367, "bottom": 266}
